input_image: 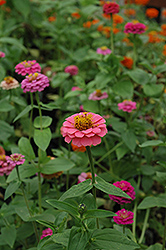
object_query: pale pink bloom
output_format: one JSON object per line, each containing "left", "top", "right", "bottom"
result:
{"left": 71, "top": 86, "right": 82, "bottom": 91}
{"left": 96, "top": 46, "right": 112, "bottom": 55}
{"left": 64, "top": 65, "right": 78, "bottom": 76}
{"left": 124, "top": 22, "right": 146, "bottom": 34}
{"left": 61, "top": 112, "right": 107, "bottom": 147}
{"left": 0, "top": 51, "right": 5, "bottom": 58}
{"left": 118, "top": 100, "right": 136, "bottom": 113}
{"left": 113, "top": 209, "right": 134, "bottom": 225}
{"left": 40, "top": 228, "right": 53, "bottom": 239}
{"left": 7, "top": 153, "right": 25, "bottom": 167}
{"left": 0, "top": 76, "right": 19, "bottom": 90}
{"left": 109, "top": 180, "right": 135, "bottom": 204}
{"left": 146, "top": 130, "right": 155, "bottom": 137}
{"left": 88, "top": 89, "right": 108, "bottom": 101}
{"left": 21, "top": 73, "right": 49, "bottom": 93}
{"left": 15, "top": 60, "right": 41, "bottom": 76}
{"left": 78, "top": 172, "right": 97, "bottom": 184}
{"left": 103, "top": 2, "right": 120, "bottom": 14}
{"left": 0, "top": 155, "right": 15, "bottom": 176}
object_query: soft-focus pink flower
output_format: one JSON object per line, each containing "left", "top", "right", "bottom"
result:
{"left": 89, "top": 89, "right": 108, "bottom": 101}
{"left": 109, "top": 180, "right": 135, "bottom": 204}
{"left": 15, "top": 60, "right": 41, "bottom": 76}
{"left": 103, "top": 2, "right": 120, "bottom": 14}
{"left": 0, "top": 155, "right": 15, "bottom": 176}
{"left": 0, "top": 76, "right": 19, "bottom": 90}
{"left": 124, "top": 22, "right": 146, "bottom": 34}
{"left": 61, "top": 112, "right": 107, "bottom": 147}
{"left": 113, "top": 209, "right": 134, "bottom": 225}
{"left": 118, "top": 100, "right": 136, "bottom": 113}
{"left": 64, "top": 65, "right": 78, "bottom": 76}
{"left": 146, "top": 130, "right": 155, "bottom": 137}
{"left": 71, "top": 86, "right": 82, "bottom": 91}
{"left": 40, "top": 228, "right": 53, "bottom": 239}
{"left": 96, "top": 46, "right": 112, "bottom": 55}
{"left": 78, "top": 172, "right": 97, "bottom": 183}
{"left": 7, "top": 153, "right": 25, "bottom": 167}
{"left": 21, "top": 73, "right": 49, "bottom": 93}
{"left": 0, "top": 51, "right": 5, "bottom": 58}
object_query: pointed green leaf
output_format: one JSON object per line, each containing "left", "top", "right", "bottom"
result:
{"left": 13, "top": 0, "right": 30, "bottom": 18}
{"left": 121, "top": 130, "right": 137, "bottom": 152}
{"left": 138, "top": 196, "right": 166, "bottom": 209}
{"left": 0, "top": 120, "right": 14, "bottom": 141}
{"left": 139, "top": 140, "right": 164, "bottom": 148}
{"left": 4, "top": 180, "right": 21, "bottom": 200}
{"left": 34, "top": 128, "right": 52, "bottom": 151}
{"left": 13, "top": 105, "right": 33, "bottom": 122}
{"left": 0, "top": 37, "right": 27, "bottom": 53}
{"left": 143, "top": 84, "right": 164, "bottom": 97}
{"left": 0, "top": 99, "right": 14, "bottom": 112}
{"left": 1, "top": 225, "right": 17, "bottom": 248}
{"left": 18, "top": 137, "right": 36, "bottom": 160}
{"left": 51, "top": 230, "right": 71, "bottom": 247}
{"left": 67, "top": 227, "right": 89, "bottom": 250}
{"left": 127, "top": 68, "right": 150, "bottom": 85}
{"left": 83, "top": 209, "right": 116, "bottom": 220}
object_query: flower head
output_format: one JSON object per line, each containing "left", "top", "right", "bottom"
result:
{"left": 83, "top": 21, "right": 92, "bottom": 28}
{"left": 0, "top": 51, "right": 5, "bottom": 58}
{"left": 0, "top": 155, "right": 15, "bottom": 176}
{"left": 146, "top": 8, "right": 159, "bottom": 19}
{"left": 103, "top": 2, "right": 120, "bottom": 14}
{"left": 15, "top": 60, "right": 41, "bottom": 76}
{"left": 41, "top": 228, "right": 53, "bottom": 239}
{"left": 78, "top": 172, "right": 97, "bottom": 184}
{"left": 124, "top": 9, "right": 136, "bottom": 17}
{"left": 109, "top": 180, "right": 135, "bottom": 204}
{"left": 71, "top": 12, "right": 81, "bottom": 19}
{"left": 61, "top": 112, "right": 107, "bottom": 147}
{"left": 48, "top": 16, "right": 56, "bottom": 22}
{"left": 64, "top": 65, "right": 78, "bottom": 76}
{"left": 0, "top": 0, "right": 6, "bottom": 5}
{"left": 118, "top": 100, "right": 136, "bottom": 113}
{"left": 113, "top": 14, "right": 124, "bottom": 24}
{"left": 121, "top": 56, "right": 133, "bottom": 69}
{"left": 0, "top": 76, "right": 19, "bottom": 90}
{"left": 124, "top": 22, "right": 146, "bottom": 34}
{"left": 88, "top": 89, "right": 108, "bottom": 101}
{"left": 96, "top": 46, "right": 112, "bottom": 55}
{"left": 134, "top": 0, "right": 150, "bottom": 5}
{"left": 146, "top": 130, "right": 155, "bottom": 137}
{"left": 113, "top": 209, "right": 134, "bottom": 225}
{"left": 71, "top": 142, "right": 86, "bottom": 152}
{"left": 21, "top": 73, "right": 49, "bottom": 93}
{"left": 7, "top": 153, "right": 25, "bottom": 167}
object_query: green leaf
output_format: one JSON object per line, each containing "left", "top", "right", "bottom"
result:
{"left": 155, "top": 64, "right": 166, "bottom": 74}
{"left": 83, "top": 100, "right": 99, "bottom": 113}
{"left": 46, "top": 200, "right": 80, "bottom": 218}
{"left": 0, "top": 121, "right": 14, "bottom": 141}
{"left": 116, "top": 144, "right": 129, "bottom": 160}
{"left": 34, "top": 116, "right": 52, "bottom": 128}
{"left": 0, "top": 64, "right": 5, "bottom": 81}
{"left": 40, "top": 157, "right": 75, "bottom": 174}
{"left": 36, "top": 220, "right": 57, "bottom": 232}
{"left": 138, "top": 196, "right": 166, "bottom": 209}
{"left": 34, "top": 128, "right": 52, "bottom": 151}
{"left": 15, "top": 206, "right": 30, "bottom": 221}
{"left": 139, "top": 140, "right": 164, "bottom": 147}
{"left": 146, "top": 243, "right": 165, "bottom": 250}
{"left": 143, "top": 84, "right": 164, "bottom": 97}
{"left": 18, "top": 137, "right": 36, "bottom": 160}
{"left": 94, "top": 176, "right": 131, "bottom": 199}
{"left": 64, "top": 90, "right": 81, "bottom": 99}
{"left": 121, "top": 130, "right": 137, "bottom": 152}
{"left": 0, "top": 99, "right": 14, "bottom": 112}
{"left": 83, "top": 209, "right": 116, "bottom": 220}
{"left": 1, "top": 225, "right": 17, "bottom": 248}
{"left": 127, "top": 68, "right": 150, "bottom": 85}
{"left": 112, "top": 80, "right": 133, "bottom": 98}
{"left": 51, "top": 72, "right": 69, "bottom": 88}
{"left": 67, "top": 227, "right": 89, "bottom": 250}
{"left": 73, "top": 76, "right": 86, "bottom": 88}
{"left": 59, "top": 179, "right": 92, "bottom": 201}
{"left": 13, "top": 0, "right": 30, "bottom": 18}
{"left": 51, "top": 230, "right": 71, "bottom": 247}
{"left": 0, "top": 37, "right": 27, "bottom": 53}
{"left": 4, "top": 180, "right": 21, "bottom": 200}
{"left": 13, "top": 105, "right": 33, "bottom": 122}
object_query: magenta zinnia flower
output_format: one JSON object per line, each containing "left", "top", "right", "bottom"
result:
{"left": 0, "top": 51, "right": 5, "bottom": 58}
{"left": 71, "top": 86, "right": 82, "bottom": 91}
{"left": 103, "top": 2, "right": 120, "bottom": 14}
{"left": 124, "top": 22, "right": 146, "bottom": 34}
{"left": 21, "top": 73, "right": 49, "bottom": 93}
{"left": 61, "top": 112, "right": 107, "bottom": 147}
{"left": 89, "top": 89, "right": 108, "bottom": 101}
{"left": 109, "top": 180, "right": 135, "bottom": 204}
{"left": 113, "top": 209, "right": 134, "bottom": 225}
{"left": 40, "top": 228, "right": 53, "bottom": 239}
{"left": 96, "top": 46, "right": 112, "bottom": 55}
{"left": 15, "top": 60, "right": 41, "bottom": 76}
{"left": 7, "top": 153, "right": 25, "bottom": 167}
{"left": 118, "top": 100, "right": 136, "bottom": 113}
{"left": 78, "top": 172, "right": 97, "bottom": 184}
{"left": 0, "top": 76, "right": 19, "bottom": 90}
{"left": 0, "top": 155, "right": 15, "bottom": 176}
{"left": 64, "top": 65, "right": 78, "bottom": 76}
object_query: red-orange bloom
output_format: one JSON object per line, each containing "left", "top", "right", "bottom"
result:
{"left": 0, "top": 0, "right": 6, "bottom": 5}
{"left": 124, "top": 9, "right": 136, "bottom": 17}
{"left": 102, "top": 13, "right": 111, "bottom": 20}
{"left": 99, "top": 0, "right": 106, "bottom": 5}
{"left": 97, "top": 24, "right": 104, "bottom": 32}
{"left": 113, "top": 14, "right": 124, "bottom": 24}
{"left": 91, "top": 19, "right": 100, "bottom": 25}
{"left": 121, "top": 57, "right": 133, "bottom": 69}
{"left": 83, "top": 21, "right": 92, "bottom": 28}
{"left": 146, "top": 8, "right": 159, "bottom": 18}
{"left": 102, "top": 26, "right": 111, "bottom": 38}
{"left": 71, "top": 142, "right": 86, "bottom": 152}
{"left": 135, "top": 0, "right": 150, "bottom": 5}
{"left": 148, "top": 31, "right": 162, "bottom": 43}
{"left": 48, "top": 16, "right": 56, "bottom": 22}
{"left": 162, "top": 9, "right": 166, "bottom": 17}
{"left": 71, "top": 12, "right": 81, "bottom": 19}
{"left": 113, "top": 27, "right": 121, "bottom": 34}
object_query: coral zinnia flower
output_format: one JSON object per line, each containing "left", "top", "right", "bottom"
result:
{"left": 15, "top": 60, "right": 41, "bottom": 76}
{"left": 88, "top": 89, "right": 108, "bottom": 100}
{"left": 146, "top": 8, "right": 159, "bottom": 19}
{"left": 83, "top": 21, "right": 92, "bottom": 28}
{"left": 118, "top": 100, "right": 136, "bottom": 112}
{"left": 124, "top": 22, "right": 146, "bottom": 34}
{"left": 48, "top": 16, "right": 56, "bottom": 22}
{"left": 121, "top": 56, "right": 133, "bottom": 69}
{"left": 64, "top": 65, "right": 78, "bottom": 76}
{"left": 148, "top": 31, "right": 161, "bottom": 43}
{"left": 61, "top": 112, "right": 107, "bottom": 146}
{"left": 0, "top": 76, "right": 19, "bottom": 90}
{"left": 96, "top": 46, "right": 111, "bottom": 55}
{"left": 134, "top": 0, "right": 149, "bottom": 5}
{"left": 124, "top": 9, "right": 136, "bottom": 17}
{"left": 71, "top": 12, "right": 81, "bottom": 19}
{"left": 113, "top": 209, "right": 134, "bottom": 225}
{"left": 21, "top": 73, "right": 49, "bottom": 93}
{"left": 103, "top": 2, "right": 120, "bottom": 14}
{"left": 71, "top": 142, "right": 86, "bottom": 152}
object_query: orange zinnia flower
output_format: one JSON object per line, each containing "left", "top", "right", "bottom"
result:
{"left": 0, "top": 0, "right": 6, "bottom": 5}
{"left": 83, "top": 21, "right": 92, "bottom": 28}
{"left": 121, "top": 56, "right": 133, "bottom": 69}
{"left": 71, "top": 12, "right": 81, "bottom": 19}
{"left": 146, "top": 8, "right": 159, "bottom": 18}
{"left": 124, "top": 9, "right": 136, "bottom": 17}
{"left": 161, "top": 24, "right": 166, "bottom": 31}
{"left": 162, "top": 9, "right": 166, "bottom": 17}
{"left": 102, "top": 26, "right": 111, "bottom": 38}
{"left": 113, "top": 14, "right": 124, "bottom": 24}
{"left": 102, "top": 13, "right": 111, "bottom": 20}
{"left": 113, "top": 27, "right": 121, "bottom": 34}
{"left": 148, "top": 31, "right": 162, "bottom": 43}
{"left": 48, "top": 16, "right": 56, "bottom": 22}
{"left": 91, "top": 19, "right": 100, "bottom": 25}
{"left": 97, "top": 24, "right": 104, "bottom": 32}
{"left": 71, "top": 142, "right": 86, "bottom": 152}
{"left": 135, "top": 0, "right": 150, "bottom": 5}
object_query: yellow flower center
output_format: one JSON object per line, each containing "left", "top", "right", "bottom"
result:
{"left": 74, "top": 112, "right": 93, "bottom": 131}
{"left": 86, "top": 172, "right": 92, "bottom": 179}
{"left": 132, "top": 20, "right": 139, "bottom": 24}
{"left": 120, "top": 211, "right": 128, "bottom": 219}
{"left": 100, "top": 46, "right": 108, "bottom": 50}
{"left": 28, "top": 73, "right": 38, "bottom": 82}
{"left": 21, "top": 60, "right": 34, "bottom": 67}
{"left": 4, "top": 76, "right": 14, "bottom": 84}
{"left": 0, "top": 155, "right": 6, "bottom": 161}
{"left": 95, "top": 89, "right": 102, "bottom": 97}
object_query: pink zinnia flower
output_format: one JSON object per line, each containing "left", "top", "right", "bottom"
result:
{"left": 21, "top": 73, "right": 49, "bottom": 93}
{"left": 103, "top": 2, "right": 120, "bottom": 14}
{"left": 15, "top": 60, "right": 41, "bottom": 76}
{"left": 0, "top": 51, "right": 5, "bottom": 58}
{"left": 124, "top": 22, "right": 146, "bottom": 34}
{"left": 0, "top": 155, "right": 15, "bottom": 176}
{"left": 71, "top": 86, "right": 82, "bottom": 91}
{"left": 118, "top": 100, "right": 136, "bottom": 113}
{"left": 40, "top": 228, "right": 53, "bottom": 240}
{"left": 78, "top": 172, "right": 97, "bottom": 184}
{"left": 88, "top": 89, "right": 108, "bottom": 101}
{"left": 146, "top": 130, "right": 155, "bottom": 137}
{"left": 64, "top": 65, "right": 78, "bottom": 76}
{"left": 96, "top": 46, "right": 112, "bottom": 55}
{"left": 61, "top": 112, "right": 107, "bottom": 147}
{"left": 113, "top": 209, "right": 134, "bottom": 225}
{"left": 109, "top": 180, "right": 135, "bottom": 204}
{"left": 7, "top": 153, "right": 25, "bottom": 167}
{"left": 0, "top": 76, "right": 19, "bottom": 90}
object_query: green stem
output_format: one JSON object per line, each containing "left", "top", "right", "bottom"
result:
{"left": 29, "top": 92, "right": 34, "bottom": 140}
{"left": 110, "top": 13, "right": 114, "bottom": 53}
{"left": 103, "top": 137, "right": 113, "bottom": 175}
{"left": 163, "top": 208, "right": 166, "bottom": 250}
{"left": 35, "top": 92, "right": 42, "bottom": 130}
{"left": 123, "top": 225, "right": 125, "bottom": 234}
{"left": 133, "top": 34, "right": 137, "bottom": 69}
{"left": 66, "top": 144, "right": 71, "bottom": 190}
{"left": 138, "top": 208, "right": 150, "bottom": 244}
{"left": 37, "top": 171, "right": 42, "bottom": 214}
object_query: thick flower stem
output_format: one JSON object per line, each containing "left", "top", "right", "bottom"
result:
{"left": 110, "top": 14, "right": 114, "bottom": 53}
{"left": 138, "top": 208, "right": 150, "bottom": 244}
{"left": 132, "top": 175, "right": 141, "bottom": 238}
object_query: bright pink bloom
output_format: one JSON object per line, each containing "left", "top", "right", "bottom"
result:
{"left": 21, "top": 73, "right": 49, "bottom": 93}
{"left": 0, "top": 155, "right": 15, "bottom": 176}
{"left": 109, "top": 180, "right": 135, "bottom": 204}
{"left": 113, "top": 209, "right": 134, "bottom": 225}
{"left": 124, "top": 22, "right": 146, "bottom": 34}
{"left": 15, "top": 60, "right": 41, "bottom": 76}
{"left": 0, "top": 76, "right": 19, "bottom": 90}
{"left": 71, "top": 86, "right": 82, "bottom": 91}
{"left": 118, "top": 100, "right": 136, "bottom": 113}
{"left": 89, "top": 89, "right": 108, "bottom": 101}
{"left": 7, "top": 153, "right": 25, "bottom": 167}
{"left": 61, "top": 112, "right": 107, "bottom": 147}
{"left": 40, "top": 228, "right": 53, "bottom": 239}
{"left": 96, "top": 46, "right": 112, "bottom": 55}
{"left": 0, "top": 51, "right": 5, "bottom": 58}
{"left": 64, "top": 65, "right": 78, "bottom": 76}
{"left": 146, "top": 130, "right": 155, "bottom": 137}
{"left": 103, "top": 2, "right": 120, "bottom": 14}
{"left": 78, "top": 172, "right": 97, "bottom": 184}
